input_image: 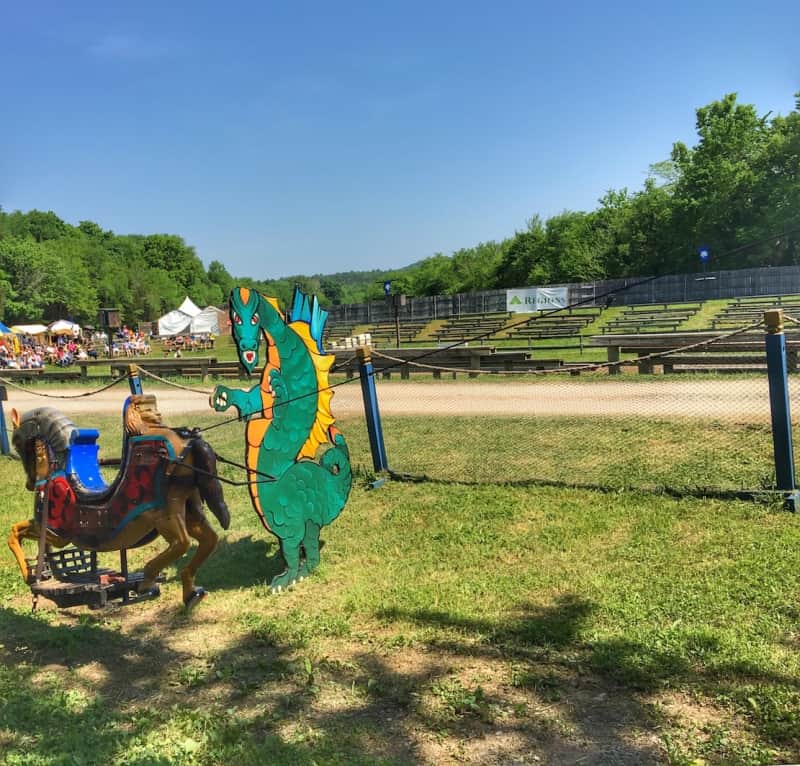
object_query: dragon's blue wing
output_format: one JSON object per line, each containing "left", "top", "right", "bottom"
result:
{"left": 289, "top": 287, "right": 328, "bottom": 353}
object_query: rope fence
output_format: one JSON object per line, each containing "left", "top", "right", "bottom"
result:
{"left": 0, "top": 299, "right": 797, "bottom": 501}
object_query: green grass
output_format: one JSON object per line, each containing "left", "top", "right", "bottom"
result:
{"left": 0, "top": 405, "right": 799, "bottom": 764}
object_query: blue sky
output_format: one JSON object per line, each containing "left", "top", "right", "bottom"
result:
{"left": 2, "top": 1, "right": 797, "bottom": 279}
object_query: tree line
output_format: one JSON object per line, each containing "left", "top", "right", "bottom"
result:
{"left": 1, "top": 92, "right": 797, "bottom": 325}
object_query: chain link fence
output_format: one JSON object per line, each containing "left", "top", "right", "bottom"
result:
{"left": 351, "top": 310, "right": 800, "bottom": 499}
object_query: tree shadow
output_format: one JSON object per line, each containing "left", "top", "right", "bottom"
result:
{"left": 374, "top": 594, "right": 800, "bottom": 761}
{"left": 189, "top": 534, "right": 285, "bottom": 590}
{"left": 0, "top": 603, "right": 412, "bottom": 765}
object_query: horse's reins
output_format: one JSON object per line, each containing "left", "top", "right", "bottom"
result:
{"left": 161, "top": 431, "right": 277, "bottom": 487}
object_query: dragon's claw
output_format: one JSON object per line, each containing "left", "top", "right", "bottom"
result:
{"left": 211, "top": 387, "right": 229, "bottom": 411}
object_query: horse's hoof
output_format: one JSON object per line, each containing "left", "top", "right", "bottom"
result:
{"left": 138, "top": 584, "right": 161, "bottom": 599}
{"left": 183, "top": 587, "right": 207, "bottom": 611}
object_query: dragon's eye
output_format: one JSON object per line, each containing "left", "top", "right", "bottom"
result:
{"left": 232, "top": 311, "right": 242, "bottom": 325}
{"left": 251, "top": 313, "right": 259, "bottom": 325}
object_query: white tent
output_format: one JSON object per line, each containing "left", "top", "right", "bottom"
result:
{"left": 157, "top": 296, "right": 204, "bottom": 336}
{"left": 157, "top": 310, "right": 192, "bottom": 337}
{"left": 177, "top": 296, "right": 202, "bottom": 317}
{"left": 49, "top": 319, "right": 82, "bottom": 337}
{"left": 189, "top": 306, "right": 221, "bottom": 335}
{"left": 11, "top": 324, "right": 49, "bottom": 336}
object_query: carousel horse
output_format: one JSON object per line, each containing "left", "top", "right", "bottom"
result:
{"left": 7, "top": 394, "right": 230, "bottom": 608}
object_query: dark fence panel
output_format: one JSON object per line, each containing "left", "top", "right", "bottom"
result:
{"left": 327, "top": 265, "right": 800, "bottom": 324}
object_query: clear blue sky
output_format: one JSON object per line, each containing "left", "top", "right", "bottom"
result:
{"left": 2, "top": 1, "right": 797, "bottom": 279}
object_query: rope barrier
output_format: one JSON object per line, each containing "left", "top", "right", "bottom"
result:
{"left": 0, "top": 372, "right": 129, "bottom": 399}
{"left": 136, "top": 366, "right": 214, "bottom": 395}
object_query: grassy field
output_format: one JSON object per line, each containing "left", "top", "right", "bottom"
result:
{"left": 0, "top": 409, "right": 799, "bottom": 765}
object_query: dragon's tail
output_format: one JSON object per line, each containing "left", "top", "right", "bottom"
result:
{"left": 191, "top": 438, "right": 231, "bottom": 530}
{"left": 319, "top": 431, "right": 352, "bottom": 526}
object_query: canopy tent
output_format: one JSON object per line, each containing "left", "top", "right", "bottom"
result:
{"left": 49, "top": 319, "right": 82, "bottom": 337}
{"left": 11, "top": 324, "right": 49, "bottom": 336}
{"left": 189, "top": 306, "right": 221, "bottom": 335}
{"left": 0, "top": 321, "right": 12, "bottom": 334}
{"left": 177, "top": 296, "right": 202, "bottom": 317}
{"left": 157, "top": 297, "right": 220, "bottom": 336}
{"left": 157, "top": 310, "right": 193, "bottom": 337}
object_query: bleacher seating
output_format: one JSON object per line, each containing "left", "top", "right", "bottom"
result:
{"left": 710, "top": 296, "right": 800, "bottom": 330}
{"left": 601, "top": 303, "right": 702, "bottom": 334}
{"left": 359, "top": 320, "right": 430, "bottom": 346}
{"left": 503, "top": 308, "right": 601, "bottom": 342}
{"left": 434, "top": 313, "right": 512, "bottom": 344}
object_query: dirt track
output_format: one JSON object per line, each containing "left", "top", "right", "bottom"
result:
{"left": 1, "top": 377, "right": 776, "bottom": 420}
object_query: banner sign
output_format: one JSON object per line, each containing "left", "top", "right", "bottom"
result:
{"left": 506, "top": 287, "right": 568, "bottom": 313}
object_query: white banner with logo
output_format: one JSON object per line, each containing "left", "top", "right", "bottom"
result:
{"left": 506, "top": 287, "right": 568, "bottom": 313}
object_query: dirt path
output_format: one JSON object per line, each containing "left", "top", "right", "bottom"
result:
{"left": 2, "top": 377, "right": 775, "bottom": 419}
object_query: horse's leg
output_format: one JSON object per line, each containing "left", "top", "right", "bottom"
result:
{"left": 8, "top": 520, "right": 35, "bottom": 581}
{"left": 181, "top": 497, "right": 219, "bottom": 609}
{"left": 138, "top": 501, "right": 191, "bottom": 597}
{"left": 8, "top": 522, "right": 73, "bottom": 582}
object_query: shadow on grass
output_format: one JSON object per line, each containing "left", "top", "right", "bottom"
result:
{"left": 0, "top": 603, "right": 412, "bottom": 765}
{"left": 376, "top": 594, "right": 800, "bottom": 762}
{"left": 195, "top": 534, "right": 286, "bottom": 590}
{"left": 388, "top": 470, "right": 777, "bottom": 504}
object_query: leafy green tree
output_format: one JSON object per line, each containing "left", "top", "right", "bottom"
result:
{"left": 670, "top": 93, "right": 772, "bottom": 269}
{"left": 207, "top": 260, "right": 234, "bottom": 301}
{"left": 319, "top": 278, "right": 344, "bottom": 305}
{"left": 495, "top": 217, "right": 548, "bottom": 287}
{"left": 0, "top": 238, "right": 96, "bottom": 321}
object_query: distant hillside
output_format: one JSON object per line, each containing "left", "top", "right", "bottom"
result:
{"left": 309, "top": 266, "right": 413, "bottom": 287}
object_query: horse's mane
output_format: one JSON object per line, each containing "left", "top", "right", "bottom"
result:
{"left": 12, "top": 407, "right": 77, "bottom": 471}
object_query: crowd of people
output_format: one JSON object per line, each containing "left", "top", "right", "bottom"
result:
{"left": 0, "top": 327, "right": 152, "bottom": 369}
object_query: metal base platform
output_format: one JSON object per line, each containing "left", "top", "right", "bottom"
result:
{"left": 30, "top": 571, "right": 164, "bottom": 609}
{"left": 28, "top": 546, "right": 164, "bottom": 609}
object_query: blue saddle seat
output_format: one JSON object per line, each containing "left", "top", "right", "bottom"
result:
{"left": 66, "top": 428, "right": 108, "bottom": 491}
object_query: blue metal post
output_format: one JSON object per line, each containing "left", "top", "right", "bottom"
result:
{"left": 357, "top": 346, "right": 389, "bottom": 473}
{"left": 764, "top": 309, "right": 799, "bottom": 511}
{"left": 128, "top": 364, "right": 143, "bottom": 395}
{"left": 0, "top": 385, "right": 9, "bottom": 455}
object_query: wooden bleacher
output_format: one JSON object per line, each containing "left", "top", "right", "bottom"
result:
{"left": 433, "top": 312, "right": 512, "bottom": 344}
{"left": 601, "top": 303, "right": 703, "bottom": 334}
{"left": 502, "top": 308, "right": 601, "bottom": 342}
{"left": 360, "top": 320, "right": 430, "bottom": 346}
{"left": 322, "top": 322, "right": 357, "bottom": 346}
{"left": 710, "top": 296, "right": 800, "bottom": 330}
{"left": 590, "top": 331, "right": 800, "bottom": 374}
{"left": 331, "top": 346, "right": 564, "bottom": 378}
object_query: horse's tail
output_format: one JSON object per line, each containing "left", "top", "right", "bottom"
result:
{"left": 190, "top": 438, "right": 231, "bottom": 530}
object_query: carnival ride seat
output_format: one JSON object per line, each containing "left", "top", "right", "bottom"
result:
{"left": 64, "top": 398, "right": 137, "bottom": 500}
{"left": 65, "top": 428, "right": 108, "bottom": 492}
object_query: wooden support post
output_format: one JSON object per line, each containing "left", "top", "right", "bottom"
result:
{"left": 608, "top": 345, "right": 621, "bottom": 375}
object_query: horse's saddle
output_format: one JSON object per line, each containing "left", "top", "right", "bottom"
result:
{"left": 38, "top": 431, "right": 176, "bottom": 549}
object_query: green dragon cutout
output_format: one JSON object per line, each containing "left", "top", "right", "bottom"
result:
{"left": 211, "top": 286, "right": 352, "bottom": 592}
